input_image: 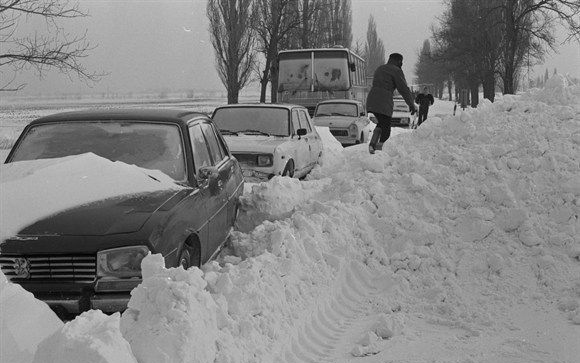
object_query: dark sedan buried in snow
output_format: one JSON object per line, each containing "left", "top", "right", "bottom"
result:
{"left": 0, "top": 109, "right": 244, "bottom": 315}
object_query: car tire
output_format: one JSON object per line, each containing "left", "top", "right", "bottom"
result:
{"left": 179, "top": 241, "right": 201, "bottom": 269}
{"left": 282, "top": 160, "right": 295, "bottom": 178}
{"left": 360, "top": 132, "right": 364, "bottom": 143}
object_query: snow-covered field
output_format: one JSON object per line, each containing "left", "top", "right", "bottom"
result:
{"left": 1, "top": 76, "right": 579, "bottom": 363}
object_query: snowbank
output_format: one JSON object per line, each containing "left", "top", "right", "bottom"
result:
{"left": 120, "top": 254, "right": 218, "bottom": 363}
{"left": 0, "top": 270, "right": 63, "bottom": 363}
{"left": 33, "top": 311, "right": 136, "bottom": 363}
{"left": 0, "top": 153, "right": 183, "bottom": 241}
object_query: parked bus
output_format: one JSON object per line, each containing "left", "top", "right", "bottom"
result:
{"left": 277, "top": 47, "right": 367, "bottom": 115}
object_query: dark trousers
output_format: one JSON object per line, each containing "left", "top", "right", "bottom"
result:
{"left": 418, "top": 108, "right": 429, "bottom": 125}
{"left": 373, "top": 113, "right": 392, "bottom": 143}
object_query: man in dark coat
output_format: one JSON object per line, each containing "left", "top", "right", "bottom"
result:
{"left": 414, "top": 86, "right": 435, "bottom": 126}
{"left": 366, "top": 53, "right": 417, "bottom": 154}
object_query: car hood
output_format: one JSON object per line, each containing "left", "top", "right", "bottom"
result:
{"left": 225, "top": 135, "right": 288, "bottom": 154}
{"left": 0, "top": 153, "right": 187, "bottom": 239}
{"left": 17, "top": 189, "right": 186, "bottom": 236}
{"left": 312, "top": 116, "right": 356, "bottom": 128}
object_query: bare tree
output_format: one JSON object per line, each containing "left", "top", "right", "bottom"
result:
{"left": 317, "top": 0, "right": 352, "bottom": 48}
{"left": 495, "top": 0, "right": 580, "bottom": 94}
{"left": 207, "top": 0, "right": 256, "bottom": 104}
{"left": 0, "top": 0, "right": 101, "bottom": 91}
{"left": 364, "top": 15, "right": 385, "bottom": 78}
{"left": 286, "top": 0, "right": 352, "bottom": 49}
{"left": 253, "top": 0, "right": 301, "bottom": 102}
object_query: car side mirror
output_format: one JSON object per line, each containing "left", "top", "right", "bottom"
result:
{"left": 297, "top": 128, "right": 307, "bottom": 136}
{"left": 197, "top": 165, "right": 219, "bottom": 188}
{"left": 349, "top": 62, "right": 356, "bottom": 72}
{"left": 360, "top": 112, "right": 365, "bottom": 116}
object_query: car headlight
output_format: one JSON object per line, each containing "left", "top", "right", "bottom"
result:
{"left": 97, "top": 246, "right": 149, "bottom": 278}
{"left": 348, "top": 123, "right": 358, "bottom": 137}
{"left": 257, "top": 154, "right": 273, "bottom": 167}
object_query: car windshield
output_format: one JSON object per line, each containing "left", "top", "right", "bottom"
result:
{"left": 10, "top": 121, "right": 186, "bottom": 181}
{"left": 212, "top": 107, "right": 290, "bottom": 136}
{"left": 315, "top": 103, "right": 358, "bottom": 117}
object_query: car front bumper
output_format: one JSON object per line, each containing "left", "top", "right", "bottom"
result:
{"left": 39, "top": 292, "right": 131, "bottom": 314}
{"left": 241, "top": 168, "right": 276, "bottom": 182}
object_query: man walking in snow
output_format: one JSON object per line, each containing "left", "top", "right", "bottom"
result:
{"left": 366, "top": 53, "right": 417, "bottom": 154}
{"left": 414, "top": 86, "right": 435, "bottom": 127}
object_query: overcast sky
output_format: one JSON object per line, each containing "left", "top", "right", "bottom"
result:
{"left": 14, "top": 0, "right": 580, "bottom": 96}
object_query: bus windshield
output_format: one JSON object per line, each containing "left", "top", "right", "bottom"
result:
{"left": 278, "top": 50, "right": 350, "bottom": 92}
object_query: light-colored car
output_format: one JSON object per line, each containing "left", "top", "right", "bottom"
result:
{"left": 211, "top": 104, "right": 323, "bottom": 182}
{"left": 312, "top": 99, "right": 372, "bottom": 145}
{"left": 391, "top": 96, "right": 415, "bottom": 128}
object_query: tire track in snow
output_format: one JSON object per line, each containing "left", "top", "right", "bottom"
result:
{"left": 277, "top": 262, "right": 394, "bottom": 363}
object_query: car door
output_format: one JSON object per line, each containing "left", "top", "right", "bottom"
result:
{"left": 298, "top": 109, "right": 322, "bottom": 166}
{"left": 188, "top": 122, "right": 229, "bottom": 263}
{"left": 291, "top": 109, "right": 310, "bottom": 175}
{"left": 200, "top": 122, "right": 242, "bottom": 237}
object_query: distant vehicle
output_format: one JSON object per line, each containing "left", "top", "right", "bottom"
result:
{"left": 211, "top": 103, "right": 322, "bottom": 182}
{"left": 391, "top": 96, "right": 415, "bottom": 128}
{"left": 0, "top": 109, "right": 244, "bottom": 315}
{"left": 277, "top": 47, "right": 367, "bottom": 115}
{"left": 312, "top": 99, "right": 372, "bottom": 146}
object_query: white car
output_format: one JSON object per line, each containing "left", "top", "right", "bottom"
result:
{"left": 211, "top": 104, "right": 323, "bottom": 182}
{"left": 391, "top": 96, "right": 415, "bottom": 128}
{"left": 311, "top": 99, "right": 372, "bottom": 145}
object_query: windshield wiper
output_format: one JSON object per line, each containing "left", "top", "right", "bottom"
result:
{"left": 315, "top": 113, "right": 331, "bottom": 117}
{"left": 220, "top": 129, "right": 239, "bottom": 135}
{"left": 331, "top": 112, "right": 354, "bottom": 117}
{"left": 240, "top": 129, "right": 270, "bottom": 136}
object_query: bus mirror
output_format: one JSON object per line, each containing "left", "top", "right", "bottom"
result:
{"left": 349, "top": 62, "right": 356, "bottom": 72}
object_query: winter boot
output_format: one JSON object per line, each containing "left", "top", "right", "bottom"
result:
{"left": 369, "top": 127, "right": 381, "bottom": 154}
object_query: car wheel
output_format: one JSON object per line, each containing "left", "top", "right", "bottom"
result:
{"left": 360, "top": 132, "right": 364, "bottom": 143}
{"left": 282, "top": 160, "right": 295, "bottom": 178}
{"left": 179, "top": 241, "right": 201, "bottom": 269}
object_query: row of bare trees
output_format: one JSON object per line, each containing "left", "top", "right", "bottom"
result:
{"left": 207, "top": 0, "right": 354, "bottom": 103}
{"left": 415, "top": 0, "right": 580, "bottom": 107}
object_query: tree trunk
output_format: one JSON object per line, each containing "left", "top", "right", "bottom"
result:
{"left": 482, "top": 71, "right": 495, "bottom": 102}
{"left": 470, "top": 83, "right": 479, "bottom": 108}
{"left": 447, "top": 80, "right": 453, "bottom": 101}
{"left": 227, "top": 83, "right": 239, "bottom": 104}
{"left": 270, "top": 57, "right": 279, "bottom": 103}
{"left": 259, "top": 56, "right": 272, "bottom": 103}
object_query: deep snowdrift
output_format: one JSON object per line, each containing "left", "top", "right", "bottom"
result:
{"left": 1, "top": 76, "right": 579, "bottom": 363}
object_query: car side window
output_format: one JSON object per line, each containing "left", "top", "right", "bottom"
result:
{"left": 291, "top": 110, "right": 301, "bottom": 134}
{"left": 298, "top": 110, "right": 312, "bottom": 132}
{"left": 200, "top": 122, "right": 226, "bottom": 166}
{"left": 188, "top": 124, "right": 212, "bottom": 174}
